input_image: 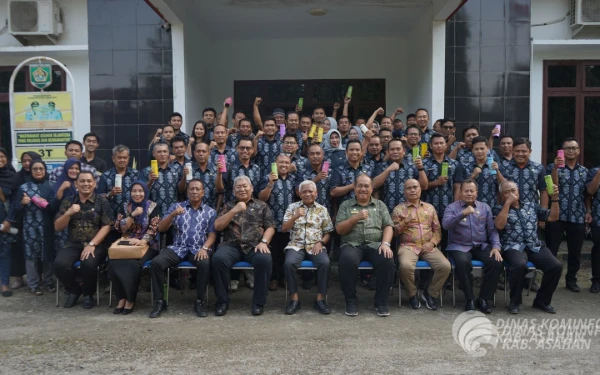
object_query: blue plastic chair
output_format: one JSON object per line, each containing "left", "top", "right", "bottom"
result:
{"left": 55, "top": 260, "right": 101, "bottom": 307}
{"left": 503, "top": 261, "right": 537, "bottom": 306}
{"left": 448, "top": 257, "right": 496, "bottom": 308}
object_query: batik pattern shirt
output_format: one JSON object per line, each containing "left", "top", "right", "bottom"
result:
{"left": 500, "top": 159, "right": 546, "bottom": 204}
{"left": 587, "top": 167, "right": 600, "bottom": 227}
{"left": 115, "top": 202, "right": 160, "bottom": 248}
{"left": 420, "top": 128, "right": 434, "bottom": 144}
{"left": 227, "top": 133, "right": 255, "bottom": 149}
{"left": 224, "top": 160, "right": 262, "bottom": 202}
{"left": 0, "top": 188, "right": 16, "bottom": 247}
{"left": 219, "top": 198, "right": 276, "bottom": 254}
{"left": 330, "top": 161, "right": 374, "bottom": 204}
{"left": 423, "top": 156, "right": 464, "bottom": 218}
{"left": 324, "top": 149, "right": 346, "bottom": 170}
{"left": 15, "top": 182, "right": 56, "bottom": 260}
{"left": 140, "top": 163, "right": 183, "bottom": 216}
{"left": 463, "top": 161, "right": 500, "bottom": 208}
{"left": 283, "top": 201, "right": 333, "bottom": 253}
{"left": 374, "top": 161, "right": 420, "bottom": 212}
{"left": 190, "top": 162, "right": 220, "bottom": 209}
{"left": 255, "top": 136, "right": 282, "bottom": 172}
{"left": 392, "top": 200, "right": 442, "bottom": 255}
{"left": 290, "top": 153, "right": 308, "bottom": 177}
{"left": 365, "top": 152, "right": 385, "bottom": 171}
{"left": 493, "top": 202, "right": 550, "bottom": 253}
{"left": 259, "top": 174, "right": 297, "bottom": 231}
{"left": 98, "top": 167, "right": 139, "bottom": 217}
{"left": 546, "top": 163, "right": 587, "bottom": 224}
{"left": 55, "top": 194, "right": 113, "bottom": 246}
{"left": 209, "top": 146, "right": 237, "bottom": 169}
{"left": 164, "top": 200, "right": 216, "bottom": 257}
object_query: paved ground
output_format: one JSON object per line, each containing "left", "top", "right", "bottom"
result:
{"left": 1, "top": 261, "right": 599, "bottom": 374}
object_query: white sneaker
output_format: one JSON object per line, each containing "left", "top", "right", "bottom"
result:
{"left": 230, "top": 280, "right": 239, "bottom": 292}
{"left": 245, "top": 271, "right": 254, "bottom": 289}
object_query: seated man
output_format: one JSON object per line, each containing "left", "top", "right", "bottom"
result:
{"left": 442, "top": 179, "right": 503, "bottom": 313}
{"left": 148, "top": 179, "right": 217, "bottom": 319}
{"left": 54, "top": 171, "right": 113, "bottom": 309}
{"left": 493, "top": 181, "right": 563, "bottom": 314}
{"left": 393, "top": 179, "right": 451, "bottom": 311}
{"left": 281, "top": 180, "right": 333, "bottom": 315}
{"left": 212, "top": 176, "right": 276, "bottom": 316}
{"left": 336, "top": 174, "right": 395, "bottom": 317}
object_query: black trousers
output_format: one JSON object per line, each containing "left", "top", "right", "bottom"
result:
{"left": 545, "top": 221, "right": 585, "bottom": 283}
{"left": 108, "top": 249, "right": 158, "bottom": 303}
{"left": 592, "top": 226, "right": 600, "bottom": 283}
{"left": 284, "top": 249, "right": 330, "bottom": 296}
{"left": 54, "top": 243, "right": 107, "bottom": 296}
{"left": 212, "top": 243, "right": 272, "bottom": 306}
{"left": 270, "top": 232, "right": 289, "bottom": 282}
{"left": 449, "top": 248, "right": 502, "bottom": 301}
{"left": 150, "top": 249, "right": 210, "bottom": 301}
{"left": 339, "top": 244, "right": 395, "bottom": 306}
{"left": 503, "top": 246, "right": 563, "bottom": 305}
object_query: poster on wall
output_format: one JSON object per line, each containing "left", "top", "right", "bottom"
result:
{"left": 12, "top": 92, "right": 73, "bottom": 171}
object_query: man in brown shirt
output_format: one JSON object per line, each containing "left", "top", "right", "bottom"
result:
{"left": 212, "top": 176, "right": 276, "bottom": 316}
{"left": 54, "top": 171, "right": 113, "bottom": 309}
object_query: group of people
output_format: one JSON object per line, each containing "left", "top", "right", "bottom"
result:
{"left": 0, "top": 95, "right": 597, "bottom": 319}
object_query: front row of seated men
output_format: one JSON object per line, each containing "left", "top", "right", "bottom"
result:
{"left": 55, "top": 173, "right": 562, "bottom": 318}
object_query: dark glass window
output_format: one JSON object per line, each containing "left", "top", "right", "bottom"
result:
{"left": 547, "top": 65, "right": 577, "bottom": 88}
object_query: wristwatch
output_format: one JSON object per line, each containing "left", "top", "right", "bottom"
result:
{"left": 201, "top": 245, "right": 209, "bottom": 251}
{"left": 317, "top": 240, "right": 326, "bottom": 247}
{"left": 261, "top": 238, "right": 268, "bottom": 244}
{"left": 382, "top": 241, "right": 391, "bottom": 247}
{"left": 89, "top": 241, "right": 96, "bottom": 247}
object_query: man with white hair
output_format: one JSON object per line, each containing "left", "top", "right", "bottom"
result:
{"left": 281, "top": 180, "right": 333, "bottom": 315}
{"left": 212, "top": 176, "right": 276, "bottom": 316}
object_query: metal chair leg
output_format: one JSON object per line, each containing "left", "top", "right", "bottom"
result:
{"left": 398, "top": 271, "right": 402, "bottom": 308}
{"left": 452, "top": 267, "right": 456, "bottom": 308}
{"left": 504, "top": 268, "right": 508, "bottom": 307}
{"left": 527, "top": 270, "right": 535, "bottom": 297}
{"left": 166, "top": 269, "right": 170, "bottom": 306}
{"left": 96, "top": 268, "right": 100, "bottom": 307}
{"left": 55, "top": 278, "right": 59, "bottom": 307}
{"left": 109, "top": 281, "right": 112, "bottom": 307}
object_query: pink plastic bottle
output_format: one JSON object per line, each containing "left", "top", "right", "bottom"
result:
{"left": 218, "top": 155, "right": 227, "bottom": 173}
{"left": 224, "top": 97, "right": 233, "bottom": 108}
{"left": 31, "top": 196, "right": 48, "bottom": 209}
{"left": 557, "top": 150, "right": 565, "bottom": 168}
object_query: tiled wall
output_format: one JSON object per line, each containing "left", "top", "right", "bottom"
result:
{"left": 445, "top": 0, "right": 531, "bottom": 141}
{"left": 88, "top": 0, "right": 172, "bottom": 168}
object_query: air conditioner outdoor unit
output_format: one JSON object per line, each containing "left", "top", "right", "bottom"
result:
{"left": 8, "top": 0, "right": 64, "bottom": 45}
{"left": 571, "top": 0, "right": 600, "bottom": 27}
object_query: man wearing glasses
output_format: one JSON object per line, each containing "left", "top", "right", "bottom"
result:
{"left": 224, "top": 138, "right": 262, "bottom": 202}
{"left": 281, "top": 133, "right": 307, "bottom": 176}
{"left": 545, "top": 138, "right": 590, "bottom": 293}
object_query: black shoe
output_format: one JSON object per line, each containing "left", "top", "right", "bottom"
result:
{"left": 408, "top": 296, "right": 421, "bottom": 310}
{"left": 215, "top": 304, "right": 229, "bottom": 316}
{"left": 285, "top": 300, "right": 301, "bottom": 315}
{"left": 344, "top": 302, "right": 358, "bottom": 316}
{"left": 149, "top": 299, "right": 167, "bottom": 318}
{"left": 507, "top": 301, "right": 520, "bottom": 314}
{"left": 566, "top": 282, "right": 580, "bottom": 293}
{"left": 82, "top": 295, "right": 95, "bottom": 309}
{"left": 113, "top": 307, "right": 124, "bottom": 314}
{"left": 590, "top": 282, "right": 600, "bottom": 294}
{"left": 421, "top": 290, "right": 437, "bottom": 311}
{"left": 375, "top": 304, "right": 390, "bottom": 317}
{"left": 2, "top": 290, "right": 12, "bottom": 297}
{"left": 30, "top": 287, "right": 43, "bottom": 296}
{"left": 477, "top": 298, "right": 492, "bottom": 314}
{"left": 251, "top": 304, "right": 264, "bottom": 316}
{"left": 122, "top": 305, "right": 134, "bottom": 315}
{"left": 46, "top": 284, "right": 57, "bottom": 293}
{"left": 195, "top": 299, "right": 207, "bottom": 318}
{"left": 532, "top": 300, "right": 557, "bottom": 314}
{"left": 465, "top": 300, "right": 475, "bottom": 312}
{"left": 313, "top": 299, "right": 331, "bottom": 315}
{"left": 64, "top": 293, "right": 80, "bottom": 308}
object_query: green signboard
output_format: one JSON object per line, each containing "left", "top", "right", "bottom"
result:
{"left": 16, "top": 131, "right": 72, "bottom": 145}
{"left": 29, "top": 63, "right": 52, "bottom": 90}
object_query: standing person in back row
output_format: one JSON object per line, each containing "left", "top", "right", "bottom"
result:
{"left": 415, "top": 108, "right": 434, "bottom": 144}
{"left": 81, "top": 133, "right": 107, "bottom": 173}
{"left": 545, "top": 137, "right": 590, "bottom": 293}
{"left": 586, "top": 163, "right": 600, "bottom": 294}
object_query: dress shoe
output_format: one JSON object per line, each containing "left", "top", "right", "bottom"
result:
{"left": 285, "top": 300, "right": 301, "bottom": 315}
{"left": 30, "top": 287, "right": 43, "bottom": 296}
{"left": 313, "top": 299, "right": 331, "bottom": 314}
{"left": 122, "top": 305, "right": 135, "bottom": 315}
{"left": 590, "top": 281, "right": 600, "bottom": 294}
{"left": 477, "top": 298, "right": 492, "bottom": 314}
{"left": 64, "top": 293, "right": 80, "bottom": 308}
{"left": 251, "top": 304, "right": 264, "bottom": 316}
{"left": 195, "top": 299, "right": 207, "bottom": 318}
{"left": 566, "top": 282, "right": 580, "bottom": 293}
{"left": 344, "top": 302, "right": 358, "bottom": 316}
{"left": 215, "top": 304, "right": 228, "bottom": 316}
{"left": 374, "top": 304, "right": 390, "bottom": 317}
{"left": 507, "top": 302, "right": 520, "bottom": 314}
{"left": 149, "top": 299, "right": 167, "bottom": 318}
{"left": 268, "top": 280, "right": 278, "bottom": 291}
{"left": 113, "top": 307, "right": 124, "bottom": 314}
{"left": 408, "top": 296, "right": 421, "bottom": 310}
{"left": 421, "top": 290, "right": 437, "bottom": 311}
{"left": 82, "top": 295, "right": 95, "bottom": 309}
{"left": 2, "top": 290, "right": 12, "bottom": 297}
{"left": 464, "top": 300, "right": 475, "bottom": 312}
{"left": 532, "top": 300, "right": 557, "bottom": 314}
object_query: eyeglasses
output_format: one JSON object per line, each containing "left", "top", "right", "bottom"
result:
{"left": 238, "top": 146, "right": 252, "bottom": 151}
{"left": 442, "top": 126, "right": 455, "bottom": 130}
{"left": 283, "top": 141, "right": 297, "bottom": 145}
{"left": 563, "top": 147, "right": 579, "bottom": 152}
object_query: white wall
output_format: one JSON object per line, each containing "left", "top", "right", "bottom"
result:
{"left": 207, "top": 36, "right": 408, "bottom": 118}
{"left": 182, "top": 24, "right": 210, "bottom": 131}
{"left": 406, "top": 5, "right": 433, "bottom": 117}
{"left": 0, "top": 0, "right": 89, "bottom": 47}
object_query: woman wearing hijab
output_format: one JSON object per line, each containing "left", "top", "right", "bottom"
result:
{"left": 0, "top": 148, "right": 20, "bottom": 297}
{"left": 323, "top": 129, "right": 346, "bottom": 169}
{"left": 10, "top": 151, "right": 41, "bottom": 290}
{"left": 53, "top": 158, "right": 81, "bottom": 256}
{"left": 14, "top": 159, "right": 57, "bottom": 295}
{"left": 108, "top": 181, "right": 160, "bottom": 314}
